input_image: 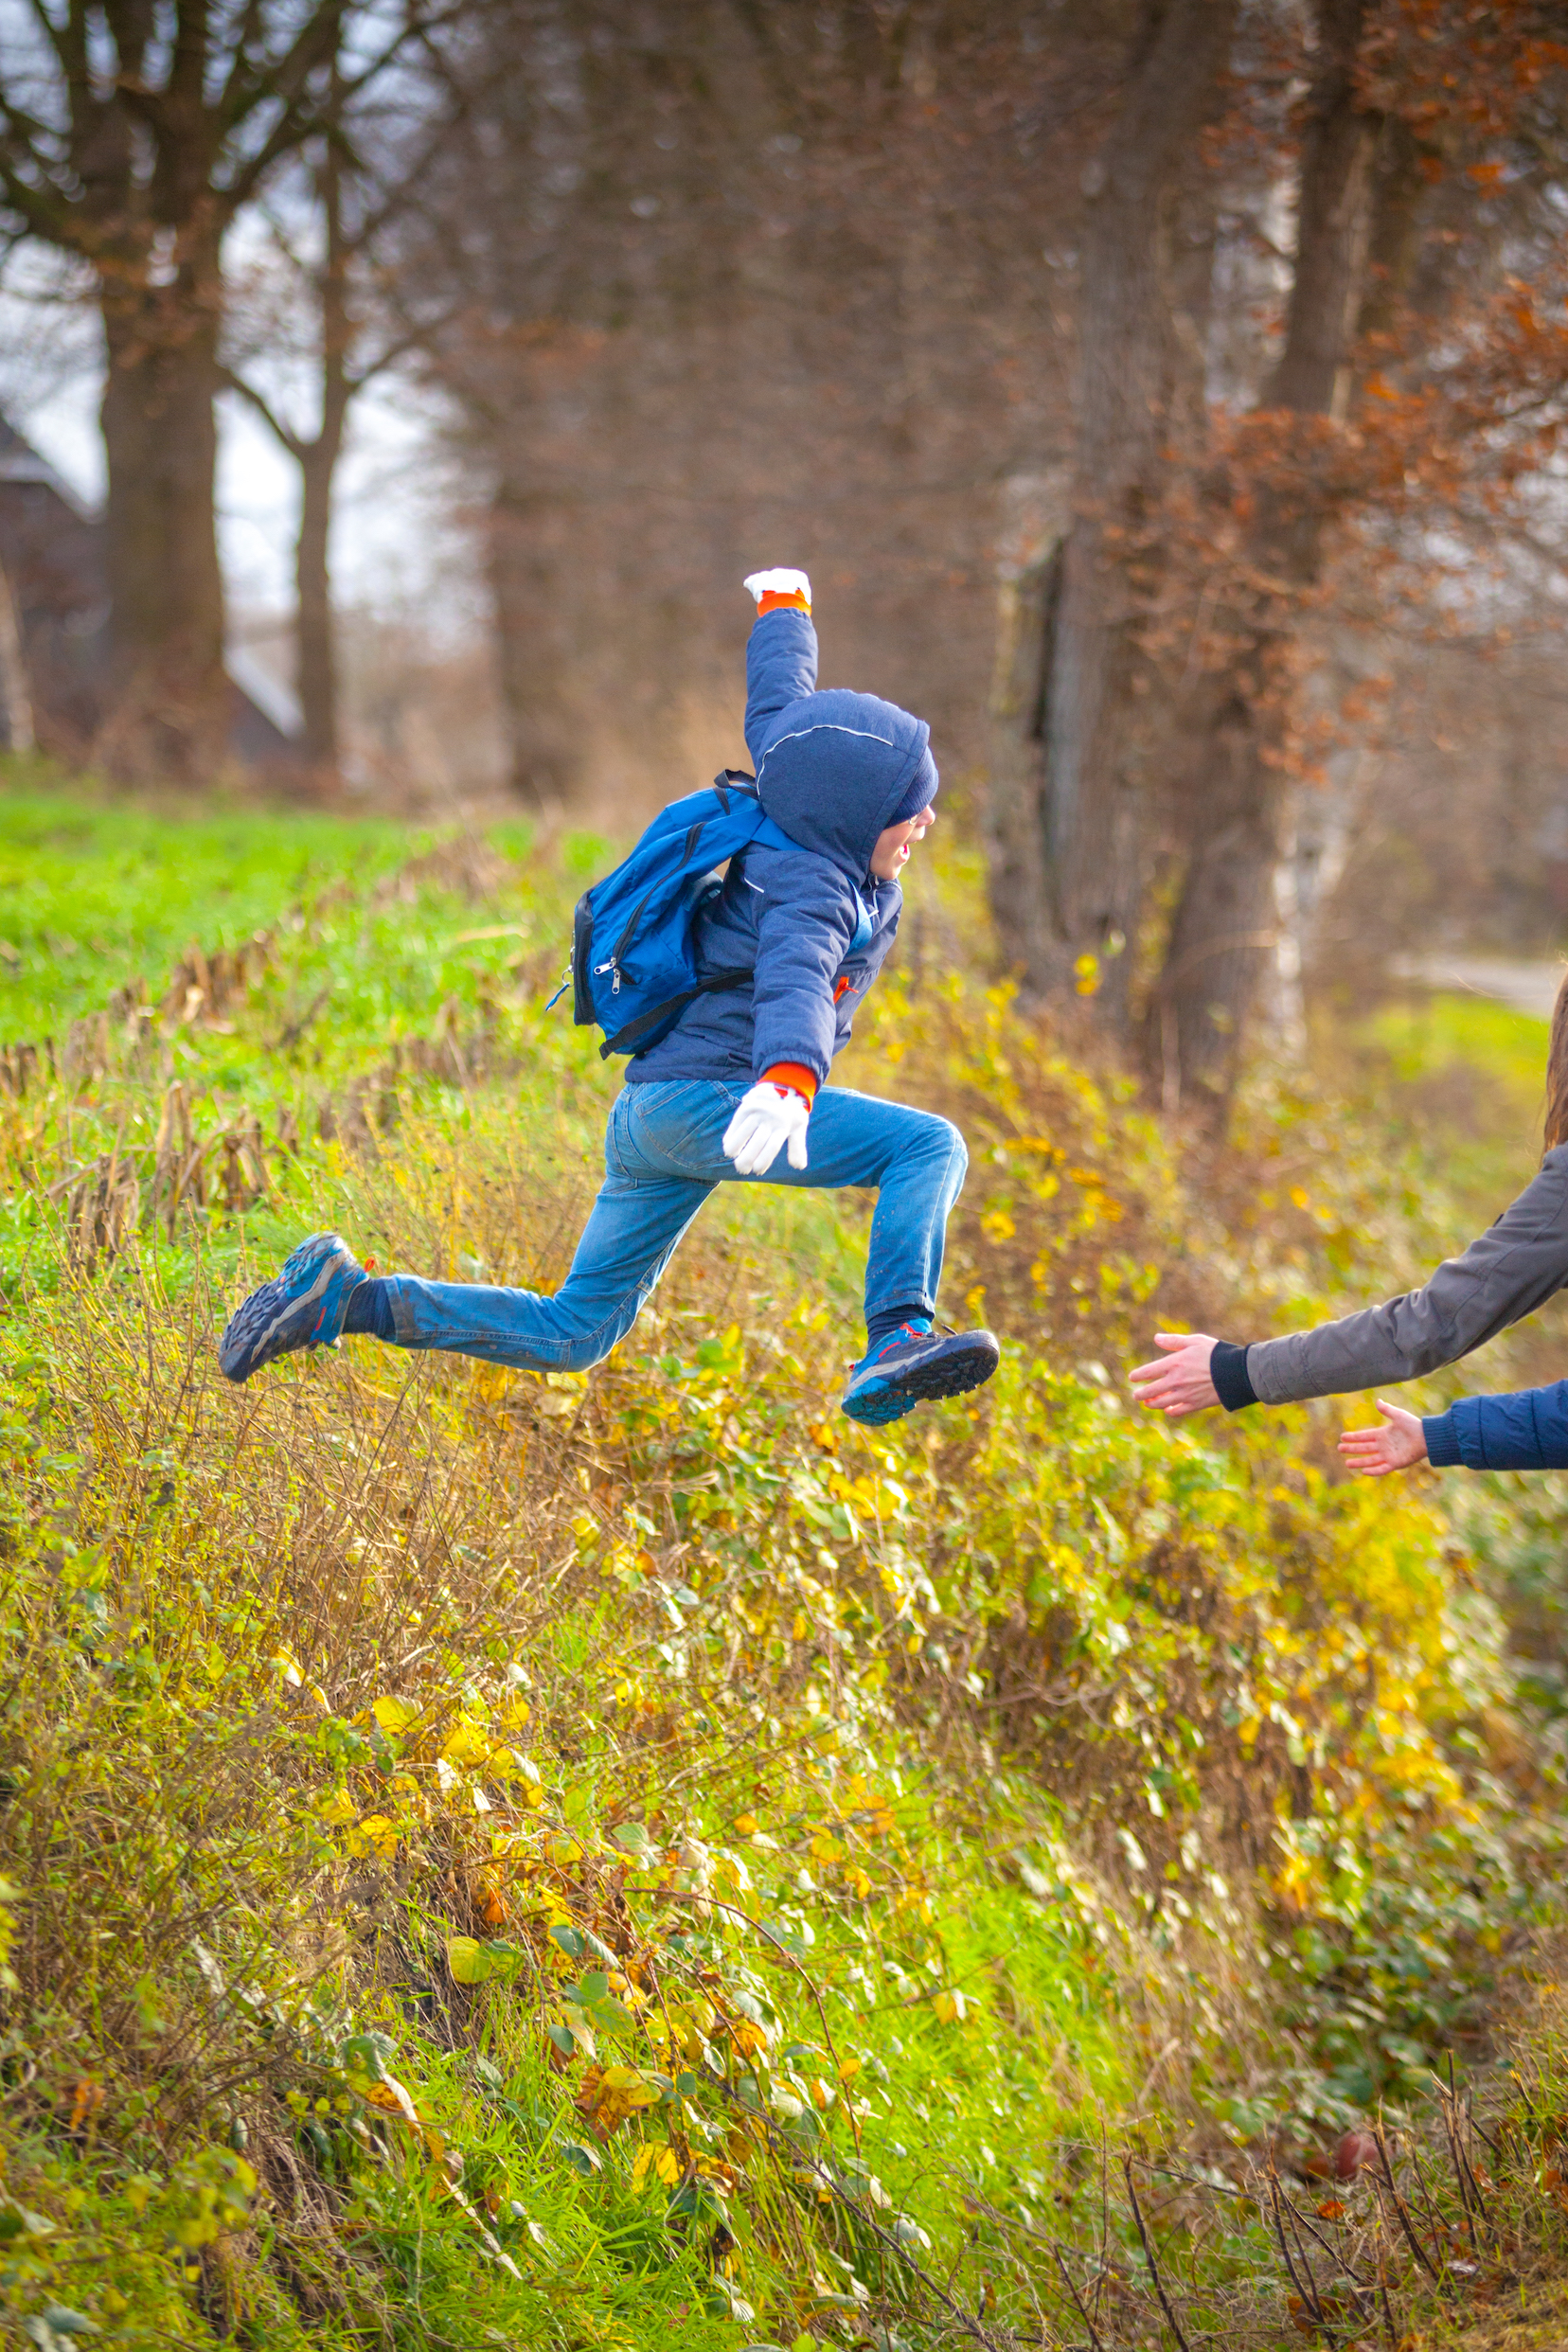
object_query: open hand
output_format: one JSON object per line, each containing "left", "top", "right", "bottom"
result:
{"left": 1338, "top": 1400, "right": 1428, "bottom": 1478}
{"left": 1128, "top": 1332, "right": 1219, "bottom": 1418}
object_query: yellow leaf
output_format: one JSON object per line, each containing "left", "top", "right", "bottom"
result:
{"left": 372, "top": 1696, "right": 418, "bottom": 1737}
{"left": 316, "top": 1789, "right": 357, "bottom": 1826}
{"left": 632, "top": 2139, "right": 682, "bottom": 2190}
{"left": 351, "top": 1814, "right": 399, "bottom": 1862}
{"left": 933, "top": 1988, "right": 965, "bottom": 2024}
{"left": 838, "top": 2057, "right": 863, "bottom": 2083}
{"left": 447, "top": 1936, "right": 492, "bottom": 1986}
{"left": 365, "top": 2073, "right": 420, "bottom": 2126}
{"left": 598, "top": 2065, "right": 658, "bottom": 2105}
{"left": 442, "top": 1719, "right": 489, "bottom": 1765}
{"left": 733, "top": 1813, "right": 759, "bottom": 1838}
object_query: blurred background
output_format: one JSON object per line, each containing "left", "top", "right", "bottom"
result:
{"left": 4, "top": 0, "right": 1568, "bottom": 1119}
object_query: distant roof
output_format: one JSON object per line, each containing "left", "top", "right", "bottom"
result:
{"left": 227, "top": 643, "right": 303, "bottom": 739}
{"left": 0, "top": 416, "right": 95, "bottom": 523}
{"left": 0, "top": 407, "right": 302, "bottom": 755}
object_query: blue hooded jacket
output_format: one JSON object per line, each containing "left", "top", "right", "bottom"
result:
{"left": 626, "top": 606, "right": 936, "bottom": 1090}
{"left": 1424, "top": 1379, "right": 1568, "bottom": 1471}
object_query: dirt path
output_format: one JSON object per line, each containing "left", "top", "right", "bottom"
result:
{"left": 1392, "top": 953, "right": 1564, "bottom": 1023}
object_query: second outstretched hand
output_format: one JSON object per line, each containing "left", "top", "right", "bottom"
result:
{"left": 1128, "top": 1331, "right": 1220, "bottom": 1417}
{"left": 1338, "top": 1400, "right": 1428, "bottom": 1478}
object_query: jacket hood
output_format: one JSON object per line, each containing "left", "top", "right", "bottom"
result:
{"left": 753, "top": 687, "right": 934, "bottom": 882}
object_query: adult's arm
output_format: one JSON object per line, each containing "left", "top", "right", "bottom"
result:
{"left": 1424, "top": 1378, "right": 1568, "bottom": 1471}
{"left": 1235, "top": 1146, "right": 1568, "bottom": 1407}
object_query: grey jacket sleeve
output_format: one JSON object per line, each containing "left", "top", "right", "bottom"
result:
{"left": 1248, "top": 1148, "right": 1568, "bottom": 1405}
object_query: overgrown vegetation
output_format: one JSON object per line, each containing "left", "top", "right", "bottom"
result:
{"left": 2, "top": 776, "right": 1566, "bottom": 2349}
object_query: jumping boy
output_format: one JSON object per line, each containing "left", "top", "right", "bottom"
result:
{"left": 220, "top": 568, "right": 1000, "bottom": 1427}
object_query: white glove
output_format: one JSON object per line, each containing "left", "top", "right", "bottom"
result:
{"left": 722, "top": 1082, "right": 811, "bottom": 1174}
{"left": 743, "top": 567, "right": 812, "bottom": 607}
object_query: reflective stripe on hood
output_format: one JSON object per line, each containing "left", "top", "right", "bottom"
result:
{"left": 743, "top": 611, "right": 934, "bottom": 884}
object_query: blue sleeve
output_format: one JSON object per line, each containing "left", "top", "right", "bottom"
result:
{"left": 1423, "top": 1378, "right": 1568, "bottom": 1470}
{"left": 744, "top": 608, "right": 818, "bottom": 769}
{"left": 745, "top": 845, "right": 853, "bottom": 1085}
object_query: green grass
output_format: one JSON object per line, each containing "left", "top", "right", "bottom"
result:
{"left": 1339, "top": 989, "right": 1550, "bottom": 1216}
{"left": 0, "top": 771, "right": 612, "bottom": 1042}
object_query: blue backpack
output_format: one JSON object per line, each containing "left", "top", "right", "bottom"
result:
{"left": 560, "top": 770, "right": 801, "bottom": 1060}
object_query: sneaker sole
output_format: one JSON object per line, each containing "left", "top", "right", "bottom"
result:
{"left": 843, "top": 1336, "right": 1000, "bottom": 1426}
{"left": 219, "top": 1236, "right": 356, "bottom": 1383}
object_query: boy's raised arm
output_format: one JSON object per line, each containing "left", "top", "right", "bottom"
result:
{"left": 742, "top": 567, "right": 817, "bottom": 767}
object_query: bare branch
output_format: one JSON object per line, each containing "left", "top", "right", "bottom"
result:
{"left": 217, "top": 363, "right": 304, "bottom": 458}
{"left": 24, "top": 0, "right": 87, "bottom": 87}
{"left": 217, "top": 0, "right": 348, "bottom": 141}
{"left": 0, "top": 109, "right": 76, "bottom": 246}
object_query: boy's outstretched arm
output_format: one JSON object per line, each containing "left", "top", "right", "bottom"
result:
{"left": 1341, "top": 1378, "right": 1568, "bottom": 1475}
{"left": 742, "top": 567, "right": 817, "bottom": 768}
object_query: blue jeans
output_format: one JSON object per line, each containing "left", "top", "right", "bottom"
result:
{"left": 383, "top": 1079, "right": 968, "bottom": 1373}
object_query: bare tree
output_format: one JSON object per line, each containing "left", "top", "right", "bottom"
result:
{"left": 0, "top": 0, "right": 430, "bottom": 776}
{"left": 401, "top": 0, "right": 1106, "bottom": 811}
{"left": 222, "top": 74, "right": 460, "bottom": 773}
{"left": 987, "top": 0, "right": 1239, "bottom": 1028}
{"left": 1149, "top": 0, "right": 1377, "bottom": 1112}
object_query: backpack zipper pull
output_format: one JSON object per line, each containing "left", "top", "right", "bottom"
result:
{"left": 595, "top": 956, "right": 621, "bottom": 995}
{"left": 544, "top": 961, "right": 571, "bottom": 1011}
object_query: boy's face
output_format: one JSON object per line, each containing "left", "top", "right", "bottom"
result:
{"left": 869, "top": 805, "right": 936, "bottom": 882}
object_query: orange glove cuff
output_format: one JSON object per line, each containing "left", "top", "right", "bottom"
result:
{"left": 756, "top": 589, "right": 811, "bottom": 616}
{"left": 760, "top": 1062, "right": 818, "bottom": 1105}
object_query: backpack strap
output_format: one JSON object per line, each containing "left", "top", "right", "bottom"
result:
{"left": 601, "top": 967, "right": 753, "bottom": 1060}
{"left": 711, "top": 768, "right": 757, "bottom": 813}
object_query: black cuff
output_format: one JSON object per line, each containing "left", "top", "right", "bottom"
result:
{"left": 1210, "top": 1341, "right": 1257, "bottom": 1413}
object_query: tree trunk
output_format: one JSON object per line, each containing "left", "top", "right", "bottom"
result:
{"left": 1020, "top": 0, "right": 1238, "bottom": 1032}
{"left": 294, "top": 116, "right": 353, "bottom": 775}
{"left": 0, "top": 559, "right": 34, "bottom": 754}
{"left": 987, "top": 539, "right": 1061, "bottom": 989}
{"left": 1154, "top": 0, "right": 1377, "bottom": 1117}
{"left": 296, "top": 437, "right": 341, "bottom": 770}
{"left": 488, "top": 476, "right": 582, "bottom": 812}
{"left": 98, "top": 252, "right": 228, "bottom": 781}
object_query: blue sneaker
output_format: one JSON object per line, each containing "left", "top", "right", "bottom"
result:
{"left": 842, "top": 1322, "right": 1000, "bottom": 1427}
{"left": 219, "top": 1232, "right": 367, "bottom": 1383}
